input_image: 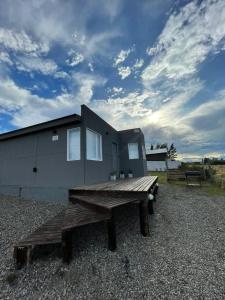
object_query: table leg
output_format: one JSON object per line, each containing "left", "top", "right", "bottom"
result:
{"left": 107, "top": 212, "right": 116, "bottom": 251}
{"left": 148, "top": 200, "right": 154, "bottom": 215}
{"left": 139, "top": 198, "right": 150, "bottom": 237}
{"left": 62, "top": 229, "right": 73, "bottom": 264}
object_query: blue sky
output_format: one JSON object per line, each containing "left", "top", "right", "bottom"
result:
{"left": 0, "top": 0, "right": 225, "bottom": 161}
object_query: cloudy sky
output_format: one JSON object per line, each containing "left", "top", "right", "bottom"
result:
{"left": 0, "top": 0, "right": 225, "bottom": 161}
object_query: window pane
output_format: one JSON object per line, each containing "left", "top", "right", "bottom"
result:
{"left": 128, "top": 143, "right": 139, "bottom": 159}
{"left": 87, "top": 129, "right": 102, "bottom": 160}
{"left": 87, "top": 129, "right": 97, "bottom": 159}
{"left": 68, "top": 128, "right": 80, "bottom": 161}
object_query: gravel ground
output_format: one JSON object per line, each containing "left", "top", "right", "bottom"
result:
{"left": 0, "top": 184, "right": 225, "bottom": 300}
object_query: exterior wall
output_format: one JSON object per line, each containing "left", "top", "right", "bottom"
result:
{"left": 0, "top": 105, "right": 148, "bottom": 203}
{"left": 167, "top": 160, "right": 181, "bottom": 169}
{"left": 147, "top": 160, "right": 181, "bottom": 171}
{"left": 147, "top": 161, "right": 167, "bottom": 171}
{"left": 118, "top": 129, "right": 147, "bottom": 177}
{"left": 81, "top": 105, "right": 120, "bottom": 184}
{"left": 0, "top": 123, "right": 84, "bottom": 203}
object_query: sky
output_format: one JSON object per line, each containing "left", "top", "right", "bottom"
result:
{"left": 0, "top": 0, "right": 225, "bottom": 161}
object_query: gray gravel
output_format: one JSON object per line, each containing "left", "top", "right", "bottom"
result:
{"left": 0, "top": 185, "right": 225, "bottom": 300}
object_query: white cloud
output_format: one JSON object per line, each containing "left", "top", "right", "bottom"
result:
{"left": 66, "top": 51, "right": 84, "bottom": 67}
{"left": 88, "top": 62, "right": 94, "bottom": 72}
{"left": 0, "top": 51, "right": 12, "bottom": 65}
{"left": 16, "top": 56, "right": 58, "bottom": 75}
{"left": 116, "top": 57, "right": 144, "bottom": 79}
{"left": 109, "top": 86, "right": 124, "bottom": 97}
{"left": 118, "top": 66, "right": 132, "bottom": 79}
{"left": 0, "top": 28, "right": 49, "bottom": 55}
{"left": 112, "top": 87, "right": 123, "bottom": 93}
{"left": 114, "top": 48, "right": 133, "bottom": 66}
{"left": 146, "top": 47, "right": 157, "bottom": 56}
{"left": 54, "top": 71, "right": 69, "bottom": 79}
{"left": 0, "top": 74, "right": 106, "bottom": 128}
{"left": 133, "top": 59, "right": 144, "bottom": 70}
{"left": 143, "top": 0, "right": 225, "bottom": 83}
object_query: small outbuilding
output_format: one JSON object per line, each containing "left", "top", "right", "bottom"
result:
{"left": 146, "top": 148, "right": 181, "bottom": 171}
{"left": 146, "top": 149, "right": 168, "bottom": 171}
{"left": 0, "top": 105, "right": 147, "bottom": 203}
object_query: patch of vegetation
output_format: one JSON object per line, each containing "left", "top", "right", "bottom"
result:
{"left": 202, "top": 184, "right": 225, "bottom": 197}
{"left": 148, "top": 171, "right": 225, "bottom": 197}
{"left": 5, "top": 272, "right": 18, "bottom": 285}
{"left": 148, "top": 171, "right": 167, "bottom": 184}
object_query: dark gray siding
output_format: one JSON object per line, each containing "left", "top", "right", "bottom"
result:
{"left": 0, "top": 105, "right": 147, "bottom": 203}
{"left": 0, "top": 124, "right": 84, "bottom": 203}
{"left": 81, "top": 105, "right": 120, "bottom": 184}
{"left": 119, "top": 129, "right": 147, "bottom": 177}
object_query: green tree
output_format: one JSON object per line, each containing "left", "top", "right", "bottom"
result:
{"left": 168, "top": 143, "right": 177, "bottom": 161}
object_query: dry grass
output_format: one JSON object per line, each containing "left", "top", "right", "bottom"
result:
{"left": 148, "top": 171, "right": 225, "bottom": 197}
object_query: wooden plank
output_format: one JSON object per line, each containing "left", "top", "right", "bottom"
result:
{"left": 62, "top": 204, "right": 110, "bottom": 231}
{"left": 71, "top": 176, "right": 158, "bottom": 193}
{"left": 70, "top": 195, "right": 137, "bottom": 210}
{"left": 140, "top": 176, "right": 158, "bottom": 192}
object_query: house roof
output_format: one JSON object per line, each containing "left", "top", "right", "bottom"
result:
{"left": 146, "top": 148, "right": 168, "bottom": 154}
{"left": 0, "top": 114, "right": 81, "bottom": 141}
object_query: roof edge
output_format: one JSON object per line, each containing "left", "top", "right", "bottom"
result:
{"left": 0, "top": 113, "right": 81, "bottom": 141}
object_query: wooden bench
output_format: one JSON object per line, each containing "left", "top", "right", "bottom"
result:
{"left": 14, "top": 210, "right": 65, "bottom": 269}
{"left": 61, "top": 203, "right": 110, "bottom": 263}
{"left": 14, "top": 205, "right": 110, "bottom": 268}
{"left": 185, "top": 171, "right": 202, "bottom": 186}
{"left": 167, "top": 169, "right": 185, "bottom": 181}
{"left": 14, "top": 176, "right": 159, "bottom": 268}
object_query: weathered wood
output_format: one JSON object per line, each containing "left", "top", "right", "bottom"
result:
{"left": 14, "top": 176, "right": 158, "bottom": 268}
{"left": 139, "top": 198, "right": 150, "bottom": 237}
{"left": 107, "top": 213, "right": 116, "bottom": 251}
{"left": 14, "top": 246, "right": 27, "bottom": 270}
{"left": 70, "top": 176, "right": 158, "bottom": 193}
{"left": 185, "top": 171, "right": 202, "bottom": 186}
{"left": 62, "top": 229, "right": 73, "bottom": 264}
{"left": 167, "top": 170, "right": 185, "bottom": 181}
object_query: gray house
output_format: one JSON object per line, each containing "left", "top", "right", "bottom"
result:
{"left": 0, "top": 105, "right": 147, "bottom": 203}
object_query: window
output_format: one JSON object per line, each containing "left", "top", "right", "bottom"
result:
{"left": 86, "top": 128, "right": 102, "bottom": 161}
{"left": 67, "top": 128, "right": 80, "bottom": 161}
{"left": 142, "top": 145, "right": 146, "bottom": 160}
{"left": 128, "top": 143, "right": 139, "bottom": 159}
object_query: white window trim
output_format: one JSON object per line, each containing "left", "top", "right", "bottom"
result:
{"left": 128, "top": 143, "right": 139, "bottom": 160}
{"left": 67, "top": 127, "right": 80, "bottom": 161}
{"left": 142, "top": 145, "right": 146, "bottom": 160}
{"left": 86, "top": 128, "right": 103, "bottom": 161}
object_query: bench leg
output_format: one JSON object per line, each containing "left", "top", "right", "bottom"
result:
{"left": 14, "top": 247, "right": 27, "bottom": 270}
{"left": 107, "top": 213, "right": 116, "bottom": 251}
{"left": 62, "top": 230, "right": 73, "bottom": 264}
{"left": 153, "top": 184, "right": 158, "bottom": 202}
{"left": 148, "top": 200, "right": 154, "bottom": 215}
{"left": 139, "top": 199, "right": 150, "bottom": 237}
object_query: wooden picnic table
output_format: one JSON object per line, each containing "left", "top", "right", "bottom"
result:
{"left": 65, "top": 176, "right": 158, "bottom": 262}
{"left": 14, "top": 176, "right": 158, "bottom": 267}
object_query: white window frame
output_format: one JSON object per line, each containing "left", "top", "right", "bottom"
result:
{"left": 86, "top": 128, "right": 103, "bottom": 161}
{"left": 128, "top": 143, "right": 139, "bottom": 160}
{"left": 142, "top": 145, "right": 146, "bottom": 160}
{"left": 67, "top": 127, "right": 80, "bottom": 161}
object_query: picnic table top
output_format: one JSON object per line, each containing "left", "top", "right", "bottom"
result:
{"left": 70, "top": 175, "right": 158, "bottom": 193}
